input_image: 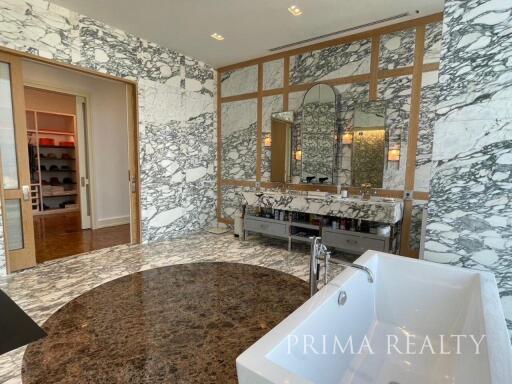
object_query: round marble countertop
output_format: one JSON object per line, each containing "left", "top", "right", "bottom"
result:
{"left": 22, "top": 262, "right": 309, "bottom": 383}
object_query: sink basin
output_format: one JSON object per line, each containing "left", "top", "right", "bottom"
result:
{"left": 237, "top": 251, "right": 512, "bottom": 384}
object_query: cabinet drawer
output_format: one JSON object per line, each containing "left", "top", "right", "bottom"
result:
{"left": 245, "top": 217, "right": 288, "bottom": 238}
{"left": 322, "top": 229, "right": 386, "bottom": 253}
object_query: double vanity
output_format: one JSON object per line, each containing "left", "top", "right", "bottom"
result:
{"left": 242, "top": 191, "right": 403, "bottom": 255}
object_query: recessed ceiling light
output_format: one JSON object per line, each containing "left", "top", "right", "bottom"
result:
{"left": 211, "top": 33, "right": 224, "bottom": 41}
{"left": 288, "top": 5, "right": 303, "bottom": 16}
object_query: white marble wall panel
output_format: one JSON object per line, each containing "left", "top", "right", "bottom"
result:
{"left": 0, "top": 0, "right": 78, "bottom": 62}
{"left": 221, "top": 185, "right": 253, "bottom": 220}
{"left": 262, "top": 95, "right": 283, "bottom": 181}
{"left": 184, "top": 57, "right": 216, "bottom": 97}
{"left": 0, "top": 0, "right": 217, "bottom": 249}
{"left": 424, "top": 22, "right": 443, "bottom": 64}
{"left": 425, "top": 0, "right": 512, "bottom": 334}
{"left": 289, "top": 39, "right": 371, "bottom": 84}
{"left": 221, "top": 65, "right": 258, "bottom": 97}
{"left": 221, "top": 99, "right": 257, "bottom": 180}
{"left": 76, "top": 16, "right": 141, "bottom": 80}
{"left": 138, "top": 39, "right": 182, "bottom": 86}
{"left": 379, "top": 28, "right": 416, "bottom": 70}
{"left": 409, "top": 200, "right": 427, "bottom": 251}
{"left": 415, "top": 71, "right": 439, "bottom": 192}
{"left": 263, "top": 59, "right": 284, "bottom": 90}
{"left": 377, "top": 75, "right": 413, "bottom": 190}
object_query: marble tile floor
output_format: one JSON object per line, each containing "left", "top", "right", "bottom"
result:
{"left": 0, "top": 231, "right": 344, "bottom": 383}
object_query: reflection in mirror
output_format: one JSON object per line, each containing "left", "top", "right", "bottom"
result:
{"left": 269, "top": 112, "right": 293, "bottom": 182}
{"left": 300, "top": 84, "right": 337, "bottom": 184}
{"left": 351, "top": 102, "right": 386, "bottom": 187}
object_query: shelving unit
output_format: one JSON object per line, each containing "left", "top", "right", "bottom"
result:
{"left": 244, "top": 209, "right": 401, "bottom": 255}
{"left": 26, "top": 109, "right": 80, "bottom": 215}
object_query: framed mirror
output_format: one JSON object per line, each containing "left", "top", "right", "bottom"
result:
{"left": 351, "top": 102, "right": 387, "bottom": 188}
{"left": 269, "top": 112, "right": 294, "bottom": 183}
{"left": 300, "top": 83, "right": 337, "bottom": 184}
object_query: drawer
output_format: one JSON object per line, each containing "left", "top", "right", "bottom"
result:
{"left": 322, "top": 229, "right": 386, "bottom": 253}
{"left": 245, "top": 217, "right": 288, "bottom": 238}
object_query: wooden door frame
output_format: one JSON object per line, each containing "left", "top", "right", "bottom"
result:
{"left": 0, "top": 52, "right": 36, "bottom": 272}
{"left": 0, "top": 47, "right": 142, "bottom": 272}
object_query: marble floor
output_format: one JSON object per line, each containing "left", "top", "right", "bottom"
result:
{"left": 0, "top": 231, "right": 343, "bottom": 384}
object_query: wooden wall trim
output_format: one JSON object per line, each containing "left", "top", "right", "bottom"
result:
{"left": 216, "top": 13, "right": 443, "bottom": 72}
{"left": 217, "top": 14, "right": 442, "bottom": 258}
{"left": 369, "top": 36, "right": 380, "bottom": 100}
{"left": 256, "top": 63, "right": 263, "bottom": 181}
{"left": 283, "top": 56, "right": 290, "bottom": 110}
{"left": 216, "top": 73, "right": 223, "bottom": 219}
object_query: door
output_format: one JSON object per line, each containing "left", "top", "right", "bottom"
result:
{"left": 76, "top": 96, "right": 91, "bottom": 229}
{"left": 0, "top": 53, "right": 36, "bottom": 272}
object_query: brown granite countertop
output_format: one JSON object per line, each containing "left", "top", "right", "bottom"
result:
{"left": 22, "top": 262, "right": 309, "bottom": 383}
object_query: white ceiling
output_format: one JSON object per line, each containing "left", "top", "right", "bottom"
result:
{"left": 51, "top": 0, "right": 444, "bottom": 68}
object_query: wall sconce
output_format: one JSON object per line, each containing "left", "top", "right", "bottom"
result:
{"left": 263, "top": 135, "right": 272, "bottom": 147}
{"left": 388, "top": 149, "right": 400, "bottom": 161}
{"left": 294, "top": 150, "right": 302, "bottom": 161}
{"left": 342, "top": 132, "right": 353, "bottom": 145}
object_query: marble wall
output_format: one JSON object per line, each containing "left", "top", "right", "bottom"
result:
{"left": 289, "top": 39, "right": 371, "bottom": 84}
{"left": 0, "top": 0, "right": 217, "bottom": 268}
{"left": 221, "top": 99, "right": 257, "bottom": 180}
{"left": 424, "top": 0, "right": 512, "bottom": 333}
{"left": 218, "top": 20, "right": 444, "bottom": 256}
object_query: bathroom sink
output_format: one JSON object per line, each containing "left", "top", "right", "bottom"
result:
{"left": 237, "top": 251, "right": 512, "bottom": 384}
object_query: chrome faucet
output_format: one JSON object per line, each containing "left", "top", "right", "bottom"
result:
{"left": 309, "top": 237, "right": 374, "bottom": 296}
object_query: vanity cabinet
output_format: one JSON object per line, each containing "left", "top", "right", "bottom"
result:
{"left": 322, "top": 228, "right": 389, "bottom": 254}
{"left": 244, "top": 216, "right": 289, "bottom": 239}
{"left": 244, "top": 215, "right": 399, "bottom": 255}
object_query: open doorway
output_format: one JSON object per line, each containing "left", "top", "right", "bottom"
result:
{"left": 23, "top": 60, "right": 132, "bottom": 263}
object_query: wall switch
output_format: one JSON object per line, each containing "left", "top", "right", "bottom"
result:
{"left": 403, "top": 190, "right": 413, "bottom": 200}
{"left": 255, "top": 182, "right": 261, "bottom": 190}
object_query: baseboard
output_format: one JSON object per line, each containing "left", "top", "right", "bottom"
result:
{"left": 95, "top": 215, "right": 130, "bottom": 229}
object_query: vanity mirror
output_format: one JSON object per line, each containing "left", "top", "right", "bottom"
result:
{"left": 351, "top": 102, "right": 387, "bottom": 188}
{"left": 267, "top": 91, "right": 393, "bottom": 188}
{"left": 300, "top": 83, "right": 337, "bottom": 184}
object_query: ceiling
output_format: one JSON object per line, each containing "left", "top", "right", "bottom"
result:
{"left": 51, "top": 0, "right": 444, "bottom": 68}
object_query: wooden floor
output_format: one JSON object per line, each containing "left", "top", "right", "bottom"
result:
{"left": 34, "top": 212, "right": 131, "bottom": 263}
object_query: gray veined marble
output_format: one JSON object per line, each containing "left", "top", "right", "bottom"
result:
{"left": 221, "top": 99, "right": 258, "bottom": 180}
{"left": 138, "top": 38, "right": 182, "bottom": 86}
{"left": 409, "top": 200, "right": 427, "bottom": 251}
{"left": 377, "top": 75, "right": 413, "bottom": 190}
{"left": 425, "top": 0, "right": 512, "bottom": 336}
{"left": 263, "top": 59, "right": 284, "bottom": 90}
{"left": 221, "top": 185, "right": 253, "bottom": 219}
{"left": 379, "top": 28, "right": 416, "bottom": 70}
{"left": 184, "top": 56, "right": 216, "bottom": 97}
{"left": 77, "top": 16, "right": 141, "bottom": 80}
{"left": 289, "top": 39, "right": 371, "bottom": 85}
{"left": 424, "top": 21, "right": 443, "bottom": 64}
{"left": 221, "top": 65, "right": 258, "bottom": 97}
{"left": 0, "top": 0, "right": 218, "bottom": 255}
{"left": 415, "top": 71, "right": 439, "bottom": 192}
{"left": 242, "top": 192, "right": 403, "bottom": 224}
{"left": 0, "top": 0, "right": 78, "bottom": 62}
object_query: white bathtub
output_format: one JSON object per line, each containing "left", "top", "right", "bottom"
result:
{"left": 237, "top": 251, "right": 512, "bottom": 384}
